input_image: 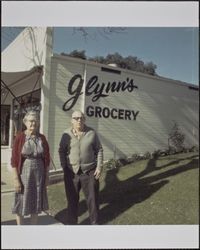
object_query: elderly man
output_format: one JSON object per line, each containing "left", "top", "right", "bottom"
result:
{"left": 59, "top": 110, "right": 103, "bottom": 225}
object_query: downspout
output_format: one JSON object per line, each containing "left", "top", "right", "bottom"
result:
{"left": 9, "top": 103, "right": 13, "bottom": 147}
{"left": 82, "top": 61, "right": 87, "bottom": 114}
{"left": 40, "top": 27, "right": 53, "bottom": 135}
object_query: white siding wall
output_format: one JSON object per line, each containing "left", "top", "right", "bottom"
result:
{"left": 85, "top": 64, "right": 198, "bottom": 160}
{"left": 49, "top": 55, "right": 199, "bottom": 169}
{"left": 1, "top": 27, "right": 53, "bottom": 141}
{"left": 48, "top": 57, "right": 85, "bottom": 168}
{"left": 2, "top": 27, "right": 50, "bottom": 71}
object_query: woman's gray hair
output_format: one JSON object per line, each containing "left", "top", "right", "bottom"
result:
{"left": 23, "top": 111, "right": 40, "bottom": 124}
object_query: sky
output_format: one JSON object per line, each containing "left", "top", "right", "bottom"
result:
{"left": 2, "top": 26, "right": 198, "bottom": 86}
{"left": 53, "top": 27, "right": 199, "bottom": 85}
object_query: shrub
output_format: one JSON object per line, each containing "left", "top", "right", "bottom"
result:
{"left": 189, "top": 145, "right": 199, "bottom": 152}
{"left": 143, "top": 151, "right": 151, "bottom": 159}
{"left": 118, "top": 158, "right": 129, "bottom": 166}
{"left": 168, "top": 121, "right": 185, "bottom": 152}
{"left": 130, "top": 153, "right": 140, "bottom": 162}
{"left": 103, "top": 159, "right": 120, "bottom": 170}
{"left": 167, "top": 146, "right": 177, "bottom": 155}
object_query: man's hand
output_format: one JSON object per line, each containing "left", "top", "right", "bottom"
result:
{"left": 94, "top": 168, "right": 101, "bottom": 180}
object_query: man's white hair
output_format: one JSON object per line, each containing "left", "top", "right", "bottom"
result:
{"left": 72, "top": 110, "right": 85, "bottom": 119}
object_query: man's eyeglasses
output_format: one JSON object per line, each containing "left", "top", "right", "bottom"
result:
{"left": 72, "top": 117, "right": 84, "bottom": 121}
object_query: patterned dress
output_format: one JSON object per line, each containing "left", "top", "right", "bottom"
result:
{"left": 12, "top": 134, "right": 49, "bottom": 216}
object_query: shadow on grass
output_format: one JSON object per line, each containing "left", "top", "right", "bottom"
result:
{"left": 55, "top": 154, "right": 198, "bottom": 225}
{"left": 55, "top": 201, "right": 88, "bottom": 225}
{"left": 81, "top": 155, "right": 199, "bottom": 225}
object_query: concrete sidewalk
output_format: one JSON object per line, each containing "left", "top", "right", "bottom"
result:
{"left": 1, "top": 162, "right": 62, "bottom": 225}
{"left": 1, "top": 192, "right": 62, "bottom": 225}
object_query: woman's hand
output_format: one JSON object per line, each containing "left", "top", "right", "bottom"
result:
{"left": 14, "top": 178, "right": 22, "bottom": 193}
{"left": 12, "top": 168, "right": 22, "bottom": 193}
{"left": 45, "top": 174, "right": 49, "bottom": 187}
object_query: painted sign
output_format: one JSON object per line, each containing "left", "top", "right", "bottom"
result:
{"left": 63, "top": 74, "right": 140, "bottom": 120}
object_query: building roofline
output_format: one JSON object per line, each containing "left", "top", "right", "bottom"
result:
{"left": 52, "top": 53, "right": 199, "bottom": 89}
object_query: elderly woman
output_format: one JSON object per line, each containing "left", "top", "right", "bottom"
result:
{"left": 11, "top": 110, "right": 50, "bottom": 225}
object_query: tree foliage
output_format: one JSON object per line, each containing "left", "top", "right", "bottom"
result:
{"left": 61, "top": 50, "right": 86, "bottom": 60}
{"left": 61, "top": 50, "right": 157, "bottom": 76}
{"left": 60, "top": 27, "right": 157, "bottom": 75}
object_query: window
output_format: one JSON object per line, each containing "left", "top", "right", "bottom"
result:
{"left": 1, "top": 105, "right": 10, "bottom": 146}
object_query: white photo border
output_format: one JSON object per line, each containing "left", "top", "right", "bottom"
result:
{"left": 1, "top": 1, "right": 199, "bottom": 249}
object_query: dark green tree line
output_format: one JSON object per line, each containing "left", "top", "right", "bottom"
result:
{"left": 61, "top": 50, "right": 157, "bottom": 76}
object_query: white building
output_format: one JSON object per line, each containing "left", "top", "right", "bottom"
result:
{"left": 1, "top": 27, "right": 199, "bottom": 172}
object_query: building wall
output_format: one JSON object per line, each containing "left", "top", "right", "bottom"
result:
{"left": 1, "top": 27, "right": 53, "bottom": 141}
{"left": 2, "top": 29, "right": 198, "bottom": 171}
{"left": 48, "top": 56, "right": 86, "bottom": 168}
{"left": 49, "top": 55, "right": 199, "bottom": 169}
{"left": 2, "top": 27, "right": 50, "bottom": 71}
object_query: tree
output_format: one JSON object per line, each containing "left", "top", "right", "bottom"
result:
{"left": 61, "top": 50, "right": 86, "bottom": 60}
{"left": 89, "top": 53, "right": 158, "bottom": 76}
{"left": 60, "top": 27, "right": 158, "bottom": 75}
{"left": 123, "top": 56, "right": 138, "bottom": 70}
{"left": 62, "top": 50, "right": 158, "bottom": 76}
{"left": 89, "top": 56, "right": 106, "bottom": 64}
{"left": 105, "top": 53, "right": 123, "bottom": 66}
{"left": 144, "top": 62, "right": 157, "bottom": 75}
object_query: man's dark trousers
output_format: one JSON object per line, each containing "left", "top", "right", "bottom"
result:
{"left": 63, "top": 168, "right": 99, "bottom": 225}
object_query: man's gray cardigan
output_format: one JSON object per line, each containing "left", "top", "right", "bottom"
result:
{"left": 59, "top": 126, "right": 103, "bottom": 174}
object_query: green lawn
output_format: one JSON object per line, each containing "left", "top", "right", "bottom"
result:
{"left": 47, "top": 152, "right": 199, "bottom": 225}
